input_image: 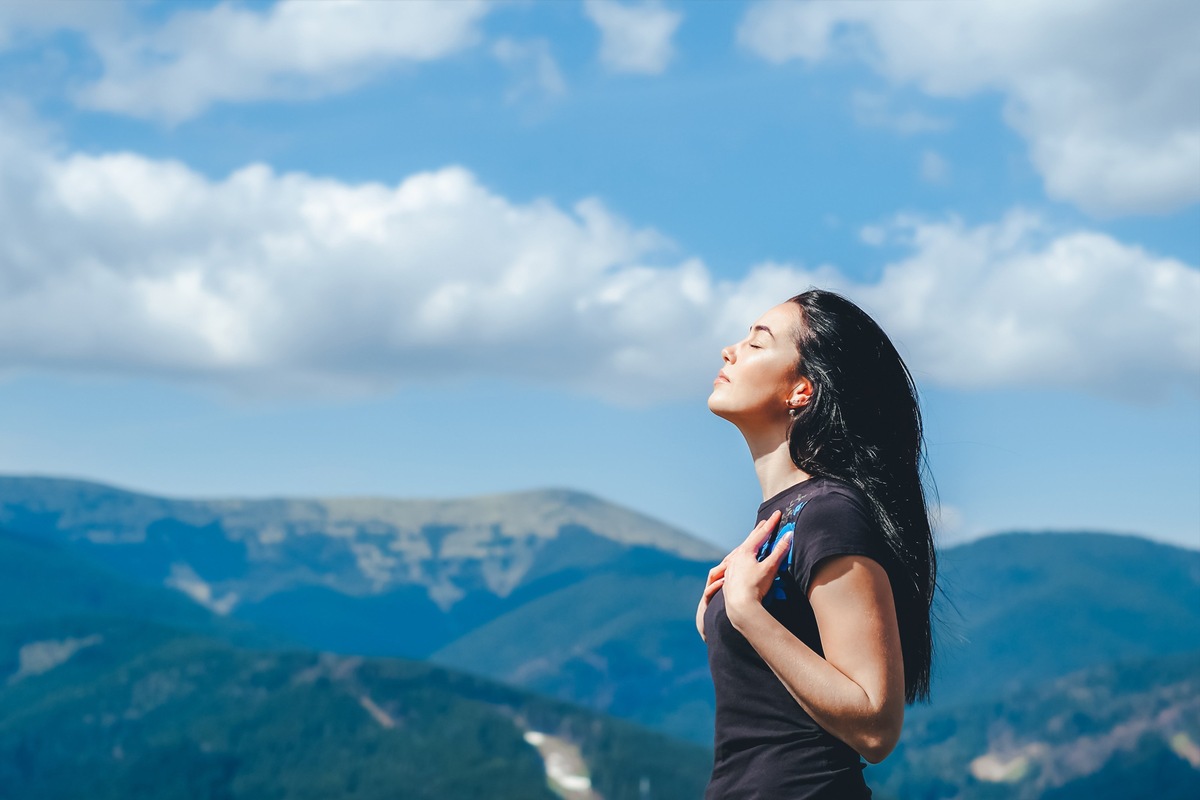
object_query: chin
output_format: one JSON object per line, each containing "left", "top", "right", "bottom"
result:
{"left": 706, "top": 395, "right": 734, "bottom": 420}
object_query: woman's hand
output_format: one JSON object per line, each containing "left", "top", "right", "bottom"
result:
{"left": 696, "top": 556, "right": 728, "bottom": 642}
{"left": 721, "top": 510, "right": 790, "bottom": 630}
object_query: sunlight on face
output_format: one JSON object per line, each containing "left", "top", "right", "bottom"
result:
{"left": 707, "top": 302, "right": 804, "bottom": 427}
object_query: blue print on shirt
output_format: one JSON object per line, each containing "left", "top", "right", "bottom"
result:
{"left": 756, "top": 498, "right": 807, "bottom": 606}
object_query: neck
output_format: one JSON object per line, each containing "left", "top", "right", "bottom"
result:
{"left": 740, "top": 422, "right": 812, "bottom": 501}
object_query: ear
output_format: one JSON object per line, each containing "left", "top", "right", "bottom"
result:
{"left": 787, "top": 376, "right": 813, "bottom": 410}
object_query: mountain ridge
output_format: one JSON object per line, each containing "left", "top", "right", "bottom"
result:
{"left": 3, "top": 473, "right": 1197, "bottom": 748}
{"left": 0, "top": 473, "right": 721, "bottom": 560}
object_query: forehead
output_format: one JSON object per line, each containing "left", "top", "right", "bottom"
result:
{"left": 751, "top": 302, "right": 800, "bottom": 333}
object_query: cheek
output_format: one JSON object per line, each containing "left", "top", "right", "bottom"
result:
{"left": 737, "top": 367, "right": 790, "bottom": 410}
{"left": 750, "top": 357, "right": 797, "bottom": 395}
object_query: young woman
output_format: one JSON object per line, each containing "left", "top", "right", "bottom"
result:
{"left": 696, "top": 289, "right": 936, "bottom": 799}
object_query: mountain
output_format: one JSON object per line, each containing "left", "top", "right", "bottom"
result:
{"left": 0, "top": 474, "right": 715, "bottom": 627}
{"left": 432, "top": 545, "right": 714, "bottom": 737}
{"left": 0, "top": 475, "right": 723, "bottom": 743}
{"left": 932, "top": 531, "right": 1200, "bottom": 706}
{"left": 0, "top": 527, "right": 713, "bottom": 800}
{"left": 5, "top": 519, "right": 1196, "bottom": 799}
{"left": 3, "top": 475, "right": 1199, "bottom": 750}
{"left": 0, "top": 617, "right": 712, "bottom": 800}
{"left": 864, "top": 649, "right": 1200, "bottom": 800}
{"left": 0, "top": 528, "right": 274, "bottom": 648}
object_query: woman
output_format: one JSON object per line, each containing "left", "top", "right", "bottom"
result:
{"left": 696, "top": 289, "right": 936, "bottom": 799}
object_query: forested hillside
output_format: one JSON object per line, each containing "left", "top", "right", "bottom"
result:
{"left": 0, "top": 527, "right": 712, "bottom": 800}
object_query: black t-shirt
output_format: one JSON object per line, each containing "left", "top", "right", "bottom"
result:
{"left": 703, "top": 475, "right": 891, "bottom": 799}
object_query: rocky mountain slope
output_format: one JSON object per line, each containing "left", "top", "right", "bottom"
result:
{"left": 0, "top": 475, "right": 715, "bottom": 616}
{"left": 866, "top": 650, "right": 1200, "bottom": 799}
{"left": 0, "top": 476, "right": 723, "bottom": 741}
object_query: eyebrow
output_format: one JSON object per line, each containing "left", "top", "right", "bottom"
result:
{"left": 750, "top": 324, "right": 775, "bottom": 338}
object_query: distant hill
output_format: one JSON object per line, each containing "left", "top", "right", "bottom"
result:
{"left": 0, "top": 525, "right": 712, "bottom": 800}
{"left": 0, "top": 617, "right": 712, "bottom": 800}
{"left": 432, "top": 545, "right": 714, "bottom": 737}
{"left": 0, "top": 528, "right": 275, "bottom": 648}
{"left": 0, "top": 475, "right": 722, "bottom": 742}
{"left": 865, "top": 649, "right": 1200, "bottom": 800}
{"left": 932, "top": 531, "right": 1200, "bottom": 706}
{"left": 0, "top": 474, "right": 716, "bottom": 635}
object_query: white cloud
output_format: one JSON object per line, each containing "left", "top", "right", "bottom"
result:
{"left": 0, "top": 118, "right": 717, "bottom": 405}
{"left": 583, "top": 0, "right": 682, "bottom": 75}
{"left": 738, "top": 0, "right": 1200, "bottom": 216}
{"left": 492, "top": 37, "right": 567, "bottom": 102}
{"left": 0, "top": 122, "right": 1194, "bottom": 405}
{"left": 64, "top": 0, "right": 491, "bottom": 123}
{"left": 853, "top": 211, "right": 1200, "bottom": 395}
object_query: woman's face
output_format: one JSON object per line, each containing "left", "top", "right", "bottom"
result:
{"left": 708, "top": 302, "right": 805, "bottom": 426}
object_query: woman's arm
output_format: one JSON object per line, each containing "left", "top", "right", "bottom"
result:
{"left": 721, "top": 521, "right": 905, "bottom": 763}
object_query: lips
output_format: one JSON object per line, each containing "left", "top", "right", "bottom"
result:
{"left": 714, "top": 371, "right": 730, "bottom": 384}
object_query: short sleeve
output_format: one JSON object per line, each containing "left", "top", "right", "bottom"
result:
{"left": 786, "top": 487, "right": 886, "bottom": 597}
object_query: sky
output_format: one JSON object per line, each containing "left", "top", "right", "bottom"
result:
{"left": 0, "top": 0, "right": 1196, "bottom": 551}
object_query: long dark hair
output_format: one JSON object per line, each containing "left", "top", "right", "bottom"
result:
{"left": 787, "top": 289, "right": 936, "bottom": 704}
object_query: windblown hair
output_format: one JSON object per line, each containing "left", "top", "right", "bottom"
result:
{"left": 787, "top": 289, "right": 937, "bottom": 704}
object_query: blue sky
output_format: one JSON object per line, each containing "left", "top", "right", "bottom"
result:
{"left": 0, "top": 0, "right": 1196, "bottom": 550}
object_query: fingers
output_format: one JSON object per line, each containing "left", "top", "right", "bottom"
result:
{"left": 702, "top": 558, "right": 726, "bottom": 602}
{"left": 703, "top": 575, "right": 724, "bottom": 601}
{"left": 764, "top": 529, "right": 793, "bottom": 570}
{"left": 739, "top": 510, "right": 782, "bottom": 551}
{"left": 698, "top": 511, "right": 785, "bottom": 623}
{"left": 696, "top": 572, "right": 725, "bottom": 641}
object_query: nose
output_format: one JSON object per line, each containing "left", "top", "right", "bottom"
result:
{"left": 721, "top": 344, "right": 734, "bottom": 363}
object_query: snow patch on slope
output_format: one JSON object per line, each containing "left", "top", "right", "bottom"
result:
{"left": 165, "top": 562, "right": 239, "bottom": 614}
{"left": 522, "top": 729, "right": 599, "bottom": 799}
{"left": 7, "top": 634, "right": 103, "bottom": 685}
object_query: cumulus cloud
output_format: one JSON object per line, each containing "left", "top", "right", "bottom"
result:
{"left": 0, "top": 118, "right": 718, "bottom": 404}
{"left": 60, "top": 0, "right": 491, "bottom": 123}
{"left": 583, "top": 0, "right": 682, "bottom": 75}
{"left": 851, "top": 212, "right": 1199, "bottom": 395}
{"left": 737, "top": 0, "right": 1200, "bottom": 216}
{"left": 0, "top": 122, "right": 1195, "bottom": 405}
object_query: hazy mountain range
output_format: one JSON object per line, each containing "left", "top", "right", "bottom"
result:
{"left": 1, "top": 474, "right": 1197, "bottom": 798}
{"left": 0, "top": 475, "right": 722, "bottom": 739}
